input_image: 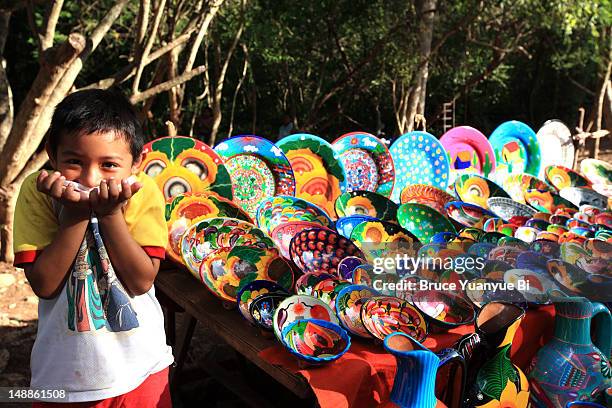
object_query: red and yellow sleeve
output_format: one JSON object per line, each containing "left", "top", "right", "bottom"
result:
{"left": 13, "top": 172, "right": 58, "bottom": 266}
{"left": 124, "top": 173, "right": 168, "bottom": 259}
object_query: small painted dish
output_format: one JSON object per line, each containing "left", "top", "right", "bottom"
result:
{"left": 487, "top": 197, "right": 537, "bottom": 220}
{"left": 255, "top": 195, "right": 333, "bottom": 236}
{"left": 270, "top": 221, "right": 333, "bottom": 259}
{"left": 454, "top": 174, "right": 509, "bottom": 209}
{"left": 350, "top": 219, "right": 418, "bottom": 245}
{"left": 335, "top": 214, "right": 378, "bottom": 239}
{"left": 560, "top": 187, "right": 609, "bottom": 210}
{"left": 273, "top": 295, "right": 339, "bottom": 341}
{"left": 332, "top": 132, "right": 395, "bottom": 197}
{"left": 483, "top": 217, "right": 505, "bottom": 232}
{"left": 500, "top": 173, "right": 553, "bottom": 204}
{"left": 280, "top": 319, "right": 351, "bottom": 364}
{"left": 360, "top": 296, "right": 428, "bottom": 342}
{"left": 337, "top": 256, "right": 366, "bottom": 280}
{"left": 547, "top": 259, "right": 612, "bottom": 302}
{"left": 445, "top": 201, "right": 497, "bottom": 228}
{"left": 249, "top": 292, "right": 291, "bottom": 331}
{"left": 524, "top": 189, "right": 578, "bottom": 214}
{"left": 489, "top": 120, "right": 541, "bottom": 177}
{"left": 514, "top": 226, "right": 538, "bottom": 243}
{"left": 584, "top": 238, "right": 612, "bottom": 259}
{"left": 350, "top": 264, "right": 374, "bottom": 286}
{"left": 580, "top": 158, "right": 612, "bottom": 186}
{"left": 440, "top": 125, "right": 497, "bottom": 180}
{"left": 594, "top": 212, "right": 612, "bottom": 229}
{"left": 237, "top": 280, "right": 289, "bottom": 324}
{"left": 503, "top": 268, "right": 557, "bottom": 305}
{"left": 468, "top": 242, "right": 496, "bottom": 259}
{"left": 289, "top": 228, "right": 364, "bottom": 275}
{"left": 480, "top": 231, "right": 506, "bottom": 245}
{"left": 335, "top": 190, "right": 398, "bottom": 222}
{"left": 397, "top": 203, "right": 456, "bottom": 243}
{"left": 411, "top": 290, "right": 475, "bottom": 332}
{"left": 545, "top": 165, "right": 591, "bottom": 190}
{"left": 530, "top": 239, "right": 561, "bottom": 258}
{"left": 525, "top": 218, "right": 550, "bottom": 231}
{"left": 488, "top": 245, "right": 523, "bottom": 267}
{"left": 560, "top": 242, "right": 608, "bottom": 274}
{"left": 335, "top": 285, "right": 381, "bottom": 338}
{"left": 312, "top": 279, "right": 351, "bottom": 310}
{"left": 464, "top": 277, "right": 527, "bottom": 309}
{"left": 295, "top": 272, "right": 338, "bottom": 296}
{"left": 400, "top": 184, "right": 455, "bottom": 213}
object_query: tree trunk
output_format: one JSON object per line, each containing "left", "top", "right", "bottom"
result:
{"left": 0, "top": 182, "right": 18, "bottom": 263}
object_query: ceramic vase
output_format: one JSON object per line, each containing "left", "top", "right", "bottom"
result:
{"left": 384, "top": 332, "right": 465, "bottom": 408}
{"left": 528, "top": 296, "right": 611, "bottom": 407}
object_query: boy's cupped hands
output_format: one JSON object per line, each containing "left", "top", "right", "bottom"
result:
{"left": 37, "top": 170, "right": 143, "bottom": 217}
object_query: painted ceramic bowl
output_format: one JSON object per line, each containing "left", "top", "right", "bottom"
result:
{"left": 445, "top": 201, "right": 497, "bottom": 228}
{"left": 280, "top": 319, "right": 351, "bottom": 364}
{"left": 454, "top": 174, "right": 510, "bottom": 209}
{"left": 397, "top": 203, "right": 456, "bottom": 243}
{"left": 545, "top": 165, "right": 591, "bottom": 190}
{"left": 560, "top": 187, "right": 609, "bottom": 210}
{"left": 480, "top": 231, "right": 507, "bottom": 245}
{"left": 249, "top": 292, "right": 291, "bottom": 331}
{"left": 500, "top": 173, "right": 553, "bottom": 204}
{"left": 165, "top": 192, "right": 252, "bottom": 264}
{"left": 550, "top": 214, "right": 570, "bottom": 226}
{"left": 487, "top": 197, "right": 537, "bottom": 219}
{"left": 270, "top": 221, "right": 333, "bottom": 259}
{"left": 255, "top": 195, "right": 333, "bottom": 236}
{"left": 335, "top": 214, "right": 378, "bottom": 239}
{"left": 580, "top": 158, "right": 612, "bottom": 186}
{"left": 351, "top": 220, "right": 419, "bottom": 247}
{"left": 273, "top": 295, "right": 339, "bottom": 341}
{"left": 483, "top": 217, "right": 505, "bottom": 232}
{"left": 337, "top": 256, "right": 366, "bottom": 280}
{"left": 489, "top": 121, "right": 541, "bottom": 177}
{"left": 488, "top": 245, "right": 522, "bottom": 267}
{"left": 547, "top": 259, "right": 612, "bottom": 302}
{"left": 525, "top": 218, "right": 550, "bottom": 231}
{"left": 464, "top": 277, "right": 527, "bottom": 309}
{"left": 350, "top": 264, "right": 375, "bottom": 286}
{"left": 584, "top": 238, "right": 612, "bottom": 259}
{"left": 360, "top": 296, "right": 428, "bottom": 342}
{"left": 411, "top": 290, "right": 475, "bottom": 331}
{"left": 536, "top": 120, "right": 575, "bottom": 177}
{"left": 237, "top": 280, "right": 289, "bottom": 324}
{"left": 514, "top": 226, "right": 538, "bottom": 243}
{"left": 458, "top": 227, "right": 485, "bottom": 241}
{"left": 481, "top": 260, "right": 513, "bottom": 280}
{"left": 312, "top": 279, "right": 351, "bottom": 310}
{"left": 560, "top": 242, "right": 608, "bottom": 274}
{"left": 530, "top": 239, "right": 561, "bottom": 258}
{"left": 524, "top": 189, "right": 578, "bottom": 214}
{"left": 140, "top": 136, "right": 233, "bottom": 199}
{"left": 289, "top": 228, "right": 364, "bottom": 275}
{"left": 439, "top": 125, "right": 497, "bottom": 180}
{"left": 332, "top": 132, "right": 395, "bottom": 197}
{"left": 503, "top": 268, "right": 557, "bottom": 305}
{"left": 335, "top": 190, "right": 398, "bottom": 222}
{"left": 335, "top": 285, "right": 381, "bottom": 338}
{"left": 468, "top": 242, "right": 496, "bottom": 258}
{"left": 400, "top": 184, "right": 455, "bottom": 213}
{"left": 295, "top": 272, "right": 337, "bottom": 296}
{"left": 594, "top": 212, "right": 612, "bottom": 229}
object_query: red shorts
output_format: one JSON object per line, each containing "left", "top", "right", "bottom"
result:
{"left": 32, "top": 367, "right": 171, "bottom": 408}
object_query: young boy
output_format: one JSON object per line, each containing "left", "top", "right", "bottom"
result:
{"left": 13, "top": 89, "right": 174, "bottom": 406}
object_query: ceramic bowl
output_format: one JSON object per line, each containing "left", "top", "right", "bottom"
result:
{"left": 498, "top": 223, "right": 518, "bottom": 237}
{"left": 497, "top": 236, "right": 529, "bottom": 249}
{"left": 397, "top": 203, "right": 456, "bottom": 243}
{"left": 430, "top": 231, "right": 459, "bottom": 243}
{"left": 255, "top": 195, "right": 333, "bottom": 235}
{"left": 525, "top": 218, "right": 550, "bottom": 231}
{"left": 480, "top": 231, "right": 507, "bottom": 244}
{"left": 360, "top": 296, "right": 428, "bottom": 342}
{"left": 273, "top": 294, "right": 339, "bottom": 341}
{"left": 295, "top": 272, "right": 337, "bottom": 296}
{"left": 411, "top": 290, "right": 475, "bottom": 331}
{"left": 547, "top": 259, "right": 612, "bottom": 302}
{"left": 335, "top": 190, "right": 399, "bottom": 221}
{"left": 335, "top": 214, "right": 378, "bottom": 238}
{"left": 514, "top": 226, "right": 538, "bottom": 243}
{"left": 483, "top": 217, "right": 505, "bottom": 232}
{"left": 350, "top": 264, "right": 375, "bottom": 286}
{"left": 400, "top": 184, "right": 455, "bottom": 213}
{"left": 337, "top": 256, "right": 366, "bottom": 280}
{"left": 350, "top": 219, "right": 419, "bottom": 245}
{"left": 488, "top": 245, "right": 523, "bottom": 267}
{"left": 560, "top": 242, "right": 608, "bottom": 274}
{"left": 580, "top": 158, "right": 612, "bottom": 186}
{"left": 584, "top": 238, "right": 612, "bottom": 259}
{"left": 530, "top": 239, "right": 561, "bottom": 258}
{"left": 445, "top": 201, "right": 497, "bottom": 228}
{"left": 458, "top": 227, "right": 485, "bottom": 241}
{"left": 289, "top": 228, "right": 364, "bottom": 275}
{"left": 335, "top": 285, "right": 381, "bottom": 338}
{"left": 503, "top": 268, "right": 558, "bottom": 305}
{"left": 463, "top": 277, "right": 528, "bottom": 309}
{"left": 249, "top": 292, "right": 291, "bottom": 330}
{"left": 280, "top": 318, "right": 351, "bottom": 364}
{"left": 312, "top": 279, "right": 351, "bottom": 310}
{"left": 545, "top": 165, "right": 591, "bottom": 190}
{"left": 237, "top": 280, "right": 289, "bottom": 324}
{"left": 524, "top": 189, "right": 579, "bottom": 214}
{"left": 468, "top": 242, "right": 496, "bottom": 259}
{"left": 454, "top": 174, "right": 510, "bottom": 209}
{"left": 487, "top": 197, "right": 537, "bottom": 219}
{"left": 560, "top": 187, "right": 609, "bottom": 210}
{"left": 501, "top": 173, "right": 554, "bottom": 203}
{"left": 594, "top": 212, "right": 612, "bottom": 229}
{"left": 270, "top": 221, "right": 334, "bottom": 259}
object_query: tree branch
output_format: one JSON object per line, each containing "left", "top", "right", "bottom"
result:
{"left": 132, "top": 0, "right": 165, "bottom": 94}
{"left": 183, "top": 0, "right": 225, "bottom": 75}
{"left": 41, "top": 0, "right": 63, "bottom": 51}
{"left": 130, "top": 65, "right": 206, "bottom": 104}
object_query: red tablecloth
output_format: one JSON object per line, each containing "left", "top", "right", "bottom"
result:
{"left": 259, "top": 305, "right": 555, "bottom": 408}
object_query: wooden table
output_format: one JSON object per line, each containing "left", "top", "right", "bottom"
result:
{"left": 155, "top": 266, "right": 313, "bottom": 406}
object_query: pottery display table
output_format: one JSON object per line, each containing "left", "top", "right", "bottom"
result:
{"left": 155, "top": 266, "right": 555, "bottom": 408}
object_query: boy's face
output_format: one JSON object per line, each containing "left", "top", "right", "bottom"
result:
{"left": 48, "top": 130, "right": 142, "bottom": 189}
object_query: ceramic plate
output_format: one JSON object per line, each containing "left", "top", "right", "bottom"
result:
{"left": 276, "top": 134, "right": 348, "bottom": 218}
{"left": 337, "top": 256, "right": 366, "bottom": 280}
{"left": 440, "top": 126, "right": 496, "bottom": 181}
{"left": 273, "top": 295, "right": 338, "bottom": 341}
{"left": 536, "top": 120, "right": 575, "bottom": 177}
{"left": 580, "top": 158, "right": 612, "bottom": 186}
{"left": 295, "top": 272, "right": 337, "bottom": 296}
{"left": 165, "top": 192, "right": 252, "bottom": 264}
{"left": 487, "top": 197, "right": 537, "bottom": 220}
{"left": 503, "top": 269, "right": 557, "bottom": 305}
{"left": 489, "top": 121, "right": 541, "bottom": 179}
{"left": 237, "top": 280, "right": 289, "bottom": 324}
{"left": 280, "top": 319, "right": 351, "bottom": 363}
{"left": 335, "top": 285, "right": 381, "bottom": 338}
{"left": 445, "top": 201, "right": 497, "bottom": 228}
{"left": 141, "top": 136, "right": 232, "bottom": 199}
{"left": 397, "top": 203, "right": 456, "bottom": 243}
{"left": 360, "top": 296, "right": 428, "bottom": 342}
{"left": 335, "top": 190, "right": 398, "bottom": 221}
{"left": 249, "top": 292, "right": 291, "bottom": 330}
{"left": 545, "top": 165, "right": 591, "bottom": 190}
{"left": 411, "top": 290, "right": 475, "bottom": 330}
{"left": 332, "top": 132, "right": 395, "bottom": 197}
{"left": 255, "top": 195, "right": 333, "bottom": 235}
{"left": 389, "top": 131, "right": 450, "bottom": 203}
{"left": 454, "top": 174, "right": 510, "bottom": 209}
{"left": 215, "top": 136, "right": 296, "bottom": 217}
{"left": 400, "top": 184, "right": 455, "bottom": 213}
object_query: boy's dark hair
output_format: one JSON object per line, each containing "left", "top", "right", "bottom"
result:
{"left": 48, "top": 89, "right": 144, "bottom": 160}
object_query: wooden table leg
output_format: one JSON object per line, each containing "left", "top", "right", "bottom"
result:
{"left": 170, "top": 314, "right": 197, "bottom": 389}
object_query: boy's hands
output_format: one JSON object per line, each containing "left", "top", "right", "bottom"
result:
{"left": 37, "top": 171, "right": 90, "bottom": 215}
{"left": 89, "top": 178, "right": 142, "bottom": 217}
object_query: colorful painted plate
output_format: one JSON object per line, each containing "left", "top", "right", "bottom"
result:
{"left": 214, "top": 136, "right": 296, "bottom": 217}
{"left": 545, "top": 165, "right": 591, "bottom": 190}
{"left": 559, "top": 187, "right": 609, "bottom": 210}
{"left": 411, "top": 290, "right": 475, "bottom": 331}
{"left": 489, "top": 121, "right": 541, "bottom": 179}
{"left": 487, "top": 197, "right": 537, "bottom": 220}
{"left": 280, "top": 319, "right": 351, "bottom": 364}
{"left": 289, "top": 228, "right": 364, "bottom": 275}
{"left": 524, "top": 189, "right": 579, "bottom": 214}
{"left": 400, "top": 184, "right": 455, "bottom": 213}
{"left": 535, "top": 120, "right": 575, "bottom": 177}
{"left": 276, "top": 134, "right": 348, "bottom": 218}
{"left": 350, "top": 220, "right": 419, "bottom": 245}
{"left": 503, "top": 269, "right": 556, "bottom": 305}
{"left": 440, "top": 126, "right": 496, "bottom": 181}
{"left": 270, "top": 221, "right": 334, "bottom": 259}
{"left": 360, "top": 296, "right": 428, "bottom": 342}
{"left": 249, "top": 292, "right": 291, "bottom": 331}
{"left": 165, "top": 192, "right": 252, "bottom": 264}
{"left": 454, "top": 174, "right": 510, "bottom": 209}
{"left": 580, "top": 158, "right": 612, "bottom": 186}
{"left": 397, "top": 203, "right": 457, "bottom": 243}
{"left": 237, "top": 280, "right": 289, "bottom": 324}
{"left": 255, "top": 195, "right": 333, "bottom": 235}
{"left": 335, "top": 190, "right": 399, "bottom": 221}
{"left": 500, "top": 173, "right": 554, "bottom": 204}
{"left": 273, "top": 295, "right": 338, "bottom": 341}
{"left": 445, "top": 201, "right": 497, "bottom": 228}
{"left": 335, "top": 285, "right": 381, "bottom": 338}
{"left": 389, "top": 131, "right": 450, "bottom": 203}
{"left": 141, "top": 136, "right": 232, "bottom": 199}
{"left": 332, "top": 132, "right": 395, "bottom": 197}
